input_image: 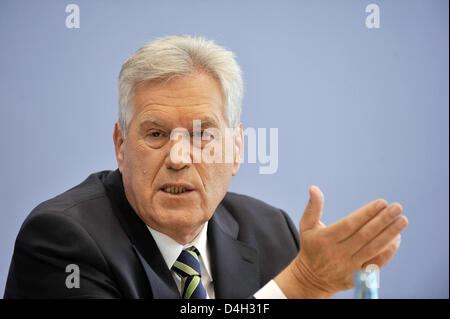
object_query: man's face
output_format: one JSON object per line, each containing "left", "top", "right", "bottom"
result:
{"left": 114, "top": 72, "right": 242, "bottom": 244}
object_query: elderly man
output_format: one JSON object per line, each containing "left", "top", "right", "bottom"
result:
{"left": 4, "top": 35, "right": 408, "bottom": 299}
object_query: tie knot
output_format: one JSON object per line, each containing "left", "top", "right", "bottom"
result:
{"left": 172, "top": 246, "right": 202, "bottom": 278}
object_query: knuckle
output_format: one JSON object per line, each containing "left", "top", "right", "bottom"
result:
{"left": 388, "top": 224, "right": 401, "bottom": 239}
{"left": 396, "top": 216, "right": 407, "bottom": 229}
{"left": 382, "top": 210, "right": 394, "bottom": 224}
{"left": 368, "top": 202, "right": 382, "bottom": 217}
{"left": 368, "top": 207, "right": 379, "bottom": 219}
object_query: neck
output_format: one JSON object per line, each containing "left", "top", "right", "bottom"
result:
{"left": 150, "top": 223, "right": 205, "bottom": 245}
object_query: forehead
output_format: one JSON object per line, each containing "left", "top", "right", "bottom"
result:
{"left": 132, "top": 72, "right": 226, "bottom": 127}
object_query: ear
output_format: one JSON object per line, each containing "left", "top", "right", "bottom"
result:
{"left": 232, "top": 123, "right": 243, "bottom": 176}
{"left": 113, "top": 122, "right": 126, "bottom": 172}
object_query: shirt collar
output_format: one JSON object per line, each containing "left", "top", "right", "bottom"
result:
{"left": 147, "top": 222, "right": 211, "bottom": 277}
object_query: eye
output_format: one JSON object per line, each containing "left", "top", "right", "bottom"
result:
{"left": 202, "top": 130, "right": 212, "bottom": 139}
{"left": 193, "top": 131, "right": 212, "bottom": 139}
{"left": 147, "top": 130, "right": 164, "bottom": 138}
{"left": 145, "top": 129, "right": 168, "bottom": 149}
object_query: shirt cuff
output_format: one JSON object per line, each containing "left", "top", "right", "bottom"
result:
{"left": 253, "top": 279, "right": 287, "bottom": 299}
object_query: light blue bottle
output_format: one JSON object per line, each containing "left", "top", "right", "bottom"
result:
{"left": 354, "top": 265, "right": 379, "bottom": 299}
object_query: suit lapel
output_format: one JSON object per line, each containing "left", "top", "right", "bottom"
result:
{"left": 208, "top": 202, "right": 260, "bottom": 298}
{"left": 103, "top": 170, "right": 179, "bottom": 299}
{"left": 131, "top": 245, "right": 180, "bottom": 299}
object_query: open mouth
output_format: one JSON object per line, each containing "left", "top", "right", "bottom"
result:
{"left": 160, "top": 184, "right": 194, "bottom": 195}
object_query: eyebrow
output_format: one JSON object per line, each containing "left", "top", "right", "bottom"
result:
{"left": 139, "top": 117, "right": 168, "bottom": 129}
{"left": 138, "top": 116, "right": 220, "bottom": 130}
{"left": 197, "top": 117, "right": 220, "bottom": 129}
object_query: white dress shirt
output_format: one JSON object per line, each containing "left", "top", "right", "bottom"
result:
{"left": 147, "top": 222, "right": 287, "bottom": 299}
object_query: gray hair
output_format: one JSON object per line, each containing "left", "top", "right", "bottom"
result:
{"left": 118, "top": 35, "right": 243, "bottom": 137}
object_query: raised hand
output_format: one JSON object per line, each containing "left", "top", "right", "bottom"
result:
{"left": 275, "top": 186, "right": 408, "bottom": 298}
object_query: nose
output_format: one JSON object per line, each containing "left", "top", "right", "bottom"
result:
{"left": 165, "top": 154, "right": 191, "bottom": 171}
{"left": 164, "top": 134, "right": 192, "bottom": 171}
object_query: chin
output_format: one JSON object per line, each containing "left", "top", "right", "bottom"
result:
{"left": 152, "top": 204, "right": 205, "bottom": 224}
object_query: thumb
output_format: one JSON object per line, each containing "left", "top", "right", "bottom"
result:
{"left": 300, "top": 185, "right": 325, "bottom": 232}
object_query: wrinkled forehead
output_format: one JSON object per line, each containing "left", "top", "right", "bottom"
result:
{"left": 131, "top": 72, "right": 227, "bottom": 129}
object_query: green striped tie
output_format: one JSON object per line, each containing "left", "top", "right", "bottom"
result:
{"left": 172, "top": 246, "right": 207, "bottom": 299}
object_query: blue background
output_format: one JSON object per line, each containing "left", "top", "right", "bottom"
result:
{"left": 0, "top": 0, "right": 448, "bottom": 298}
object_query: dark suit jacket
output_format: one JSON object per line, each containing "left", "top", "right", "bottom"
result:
{"left": 4, "top": 169, "right": 299, "bottom": 299}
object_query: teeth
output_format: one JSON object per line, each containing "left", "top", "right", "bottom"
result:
{"left": 163, "top": 186, "right": 187, "bottom": 194}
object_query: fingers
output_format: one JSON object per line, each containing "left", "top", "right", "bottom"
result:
{"left": 341, "top": 203, "right": 403, "bottom": 254}
{"left": 352, "top": 215, "right": 408, "bottom": 264}
{"left": 325, "top": 198, "right": 388, "bottom": 242}
{"left": 360, "top": 235, "right": 401, "bottom": 270}
{"left": 299, "top": 186, "right": 325, "bottom": 232}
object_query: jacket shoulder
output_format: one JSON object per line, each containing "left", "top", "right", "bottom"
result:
{"left": 222, "top": 191, "right": 290, "bottom": 222}
{"left": 4, "top": 170, "right": 121, "bottom": 298}
{"left": 28, "top": 170, "right": 111, "bottom": 218}
{"left": 224, "top": 191, "right": 282, "bottom": 211}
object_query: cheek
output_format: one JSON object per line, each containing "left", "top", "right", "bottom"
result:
{"left": 126, "top": 139, "right": 158, "bottom": 167}
{"left": 199, "top": 163, "right": 233, "bottom": 198}
{"left": 122, "top": 144, "right": 143, "bottom": 180}
{"left": 123, "top": 140, "right": 162, "bottom": 191}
